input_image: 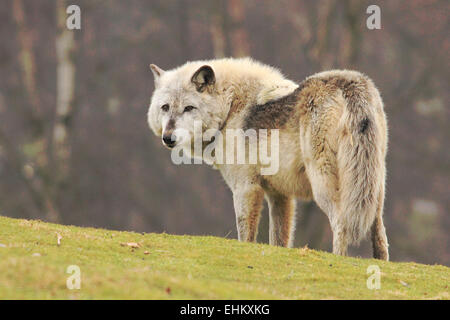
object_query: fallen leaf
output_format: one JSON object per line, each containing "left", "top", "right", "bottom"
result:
{"left": 144, "top": 251, "right": 150, "bottom": 255}
{"left": 165, "top": 287, "right": 171, "bottom": 294}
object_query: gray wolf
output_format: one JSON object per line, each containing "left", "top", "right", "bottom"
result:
{"left": 147, "top": 58, "right": 389, "bottom": 260}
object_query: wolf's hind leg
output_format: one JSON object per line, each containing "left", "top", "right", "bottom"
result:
{"left": 371, "top": 187, "right": 389, "bottom": 260}
{"left": 303, "top": 157, "right": 345, "bottom": 255}
{"left": 266, "top": 192, "right": 297, "bottom": 247}
{"left": 331, "top": 223, "right": 350, "bottom": 256}
{"left": 233, "top": 186, "right": 264, "bottom": 242}
{"left": 371, "top": 216, "right": 389, "bottom": 260}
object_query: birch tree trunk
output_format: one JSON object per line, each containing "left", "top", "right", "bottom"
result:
{"left": 54, "top": 0, "right": 76, "bottom": 178}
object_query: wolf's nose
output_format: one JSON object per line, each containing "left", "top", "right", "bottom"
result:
{"left": 163, "top": 134, "right": 176, "bottom": 148}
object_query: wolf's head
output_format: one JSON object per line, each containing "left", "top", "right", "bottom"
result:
{"left": 148, "top": 63, "right": 228, "bottom": 153}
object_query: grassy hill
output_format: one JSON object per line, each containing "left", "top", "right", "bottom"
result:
{"left": 0, "top": 216, "right": 448, "bottom": 299}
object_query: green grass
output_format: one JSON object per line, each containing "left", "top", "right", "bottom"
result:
{"left": 0, "top": 216, "right": 448, "bottom": 299}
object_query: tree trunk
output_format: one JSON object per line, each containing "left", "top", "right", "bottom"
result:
{"left": 12, "top": 0, "right": 42, "bottom": 129}
{"left": 210, "top": 1, "right": 227, "bottom": 58}
{"left": 54, "top": 0, "right": 76, "bottom": 179}
{"left": 227, "top": 0, "right": 250, "bottom": 57}
{"left": 343, "top": 0, "right": 363, "bottom": 68}
{"left": 177, "top": 0, "right": 190, "bottom": 63}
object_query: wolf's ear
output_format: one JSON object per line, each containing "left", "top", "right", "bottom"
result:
{"left": 150, "top": 64, "right": 165, "bottom": 86}
{"left": 191, "top": 65, "right": 215, "bottom": 92}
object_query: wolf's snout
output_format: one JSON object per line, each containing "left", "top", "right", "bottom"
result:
{"left": 162, "top": 133, "right": 177, "bottom": 148}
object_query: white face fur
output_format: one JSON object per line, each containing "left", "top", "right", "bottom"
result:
{"left": 148, "top": 64, "right": 226, "bottom": 154}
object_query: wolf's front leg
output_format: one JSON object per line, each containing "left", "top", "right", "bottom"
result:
{"left": 232, "top": 186, "right": 264, "bottom": 242}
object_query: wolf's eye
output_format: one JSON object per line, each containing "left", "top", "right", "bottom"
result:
{"left": 183, "top": 105, "right": 196, "bottom": 113}
{"left": 161, "top": 104, "right": 169, "bottom": 112}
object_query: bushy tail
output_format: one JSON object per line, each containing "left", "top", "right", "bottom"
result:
{"left": 337, "top": 83, "right": 384, "bottom": 245}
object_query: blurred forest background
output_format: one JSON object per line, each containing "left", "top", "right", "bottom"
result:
{"left": 0, "top": 0, "right": 448, "bottom": 265}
